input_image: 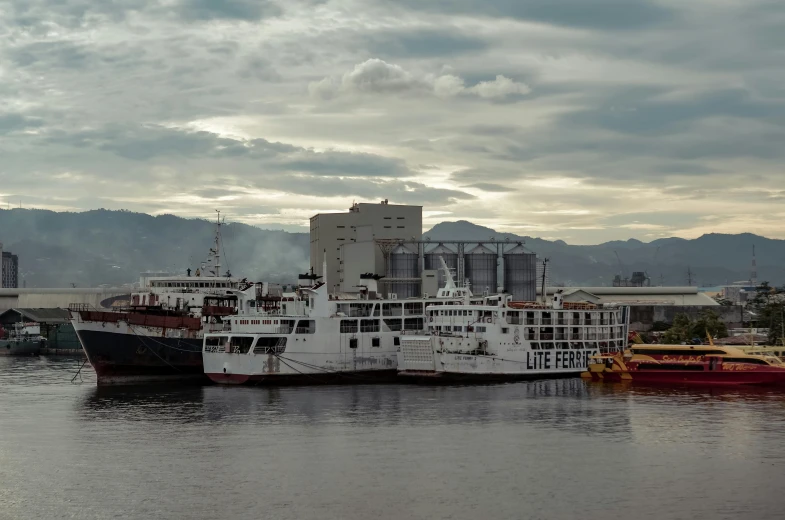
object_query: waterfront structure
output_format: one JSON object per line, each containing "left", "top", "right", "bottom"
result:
{"left": 0, "top": 242, "right": 19, "bottom": 288}
{"left": 309, "top": 201, "right": 422, "bottom": 294}
{"left": 203, "top": 267, "right": 475, "bottom": 385}
{"left": 0, "top": 308, "right": 80, "bottom": 353}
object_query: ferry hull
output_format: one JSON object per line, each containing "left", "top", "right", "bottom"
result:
{"left": 73, "top": 323, "right": 206, "bottom": 385}
{"left": 206, "top": 369, "right": 398, "bottom": 386}
{"left": 0, "top": 340, "right": 42, "bottom": 356}
{"left": 398, "top": 335, "right": 603, "bottom": 383}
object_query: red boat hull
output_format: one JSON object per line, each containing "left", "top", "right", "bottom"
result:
{"left": 588, "top": 370, "right": 785, "bottom": 387}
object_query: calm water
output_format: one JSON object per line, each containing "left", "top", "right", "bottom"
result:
{"left": 1, "top": 357, "right": 784, "bottom": 520}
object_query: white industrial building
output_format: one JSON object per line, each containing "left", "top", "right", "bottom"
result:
{"left": 309, "top": 200, "right": 422, "bottom": 294}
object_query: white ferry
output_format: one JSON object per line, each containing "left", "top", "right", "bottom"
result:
{"left": 202, "top": 263, "right": 476, "bottom": 385}
{"left": 398, "top": 272, "right": 629, "bottom": 382}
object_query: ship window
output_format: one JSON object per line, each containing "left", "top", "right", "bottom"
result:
{"left": 341, "top": 320, "right": 358, "bottom": 333}
{"left": 253, "top": 337, "right": 287, "bottom": 354}
{"left": 372, "top": 337, "right": 380, "bottom": 347}
{"left": 722, "top": 358, "right": 770, "bottom": 365}
{"left": 230, "top": 336, "right": 254, "bottom": 354}
{"left": 475, "top": 326, "right": 486, "bottom": 333}
{"left": 501, "top": 328, "right": 509, "bottom": 334}
{"left": 295, "top": 320, "right": 316, "bottom": 334}
{"left": 404, "top": 318, "right": 424, "bottom": 331}
{"left": 630, "top": 348, "right": 727, "bottom": 356}
{"left": 531, "top": 342, "right": 540, "bottom": 350}
{"left": 384, "top": 226, "right": 391, "bottom": 229}
{"left": 541, "top": 342, "right": 555, "bottom": 350}
{"left": 349, "top": 338, "right": 358, "bottom": 349}
{"left": 404, "top": 302, "right": 423, "bottom": 315}
{"left": 383, "top": 319, "right": 402, "bottom": 331}
{"left": 394, "top": 337, "right": 400, "bottom": 346}
{"left": 361, "top": 319, "right": 380, "bottom": 333}
{"left": 638, "top": 363, "right": 705, "bottom": 371}
{"left": 204, "top": 336, "right": 227, "bottom": 347}
{"left": 383, "top": 303, "right": 402, "bottom": 316}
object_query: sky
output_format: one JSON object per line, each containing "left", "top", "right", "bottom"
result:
{"left": 1, "top": 0, "right": 784, "bottom": 244}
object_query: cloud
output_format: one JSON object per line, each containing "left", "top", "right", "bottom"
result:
{"left": 309, "top": 59, "right": 530, "bottom": 100}
{"left": 463, "top": 183, "right": 516, "bottom": 192}
{"left": 175, "top": 0, "right": 282, "bottom": 22}
{"left": 385, "top": 0, "right": 676, "bottom": 30}
{"left": 466, "top": 75, "right": 532, "bottom": 98}
{"left": 1, "top": 0, "right": 785, "bottom": 244}
{"left": 0, "top": 113, "right": 44, "bottom": 135}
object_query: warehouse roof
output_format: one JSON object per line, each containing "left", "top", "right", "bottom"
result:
{"left": 0, "top": 308, "right": 72, "bottom": 324}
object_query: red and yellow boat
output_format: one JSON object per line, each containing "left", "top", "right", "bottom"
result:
{"left": 582, "top": 344, "right": 785, "bottom": 387}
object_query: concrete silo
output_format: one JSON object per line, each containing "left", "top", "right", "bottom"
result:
{"left": 464, "top": 244, "right": 497, "bottom": 295}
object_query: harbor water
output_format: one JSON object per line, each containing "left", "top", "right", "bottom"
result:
{"left": 1, "top": 356, "right": 784, "bottom": 520}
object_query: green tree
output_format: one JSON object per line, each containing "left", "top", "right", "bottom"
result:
{"left": 690, "top": 309, "right": 728, "bottom": 340}
{"left": 663, "top": 313, "right": 693, "bottom": 344}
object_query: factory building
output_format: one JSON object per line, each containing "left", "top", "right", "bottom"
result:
{"left": 0, "top": 242, "right": 19, "bottom": 288}
{"left": 309, "top": 201, "right": 422, "bottom": 294}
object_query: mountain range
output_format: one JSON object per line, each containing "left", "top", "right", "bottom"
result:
{"left": 1, "top": 209, "right": 782, "bottom": 288}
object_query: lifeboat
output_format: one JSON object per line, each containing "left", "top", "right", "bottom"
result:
{"left": 582, "top": 344, "right": 785, "bottom": 387}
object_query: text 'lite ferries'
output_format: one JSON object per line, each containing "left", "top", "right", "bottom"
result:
{"left": 202, "top": 270, "right": 475, "bottom": 385}
{"left": 397, "top": 266, "right": 629, "bottom": 382}
{"left": 582, "top": 344, "right": 785, "bottom": 386}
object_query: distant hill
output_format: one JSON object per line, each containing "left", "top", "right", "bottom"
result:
{"left": 2, "top": 209, "right": 783, "bottom": 288}
{"left": 0, "top": 209, "right": 309, "bottom": 288}
{"left": 425, "top": 221, "right": 785, "bottom": 287}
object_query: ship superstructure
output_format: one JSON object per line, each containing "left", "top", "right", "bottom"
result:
{"left": 397, "top": 259, "right": 629, "bottom": 381}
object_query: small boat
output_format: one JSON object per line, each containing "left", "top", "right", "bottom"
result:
{"left": 0, "top": 322, "right": 45, "bottom": 356}
{"left": 582, "top": 344, "right": 785, "bottom": 386}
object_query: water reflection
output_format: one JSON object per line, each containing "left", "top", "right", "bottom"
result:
{"left": 4, "top": 360, "right": 785, "bottom": 520}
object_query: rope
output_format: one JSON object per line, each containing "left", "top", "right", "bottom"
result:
{"left": 128, "top": 324, "right": 202, "bottom": 353}
{"left": 70, "top": 358, "right": 88, "bottom": 384}
{"left": 274, "top": 354, "right": 385, "bottom": 382}
{"left": 131, "top": 328, "right": 182, "bottom": 373}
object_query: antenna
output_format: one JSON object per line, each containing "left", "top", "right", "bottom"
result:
{"left": 541, "top": 258, "right": 549, "bottom": 303}
{"left": 686, "top": 266, "right": 694, "bottom": 286}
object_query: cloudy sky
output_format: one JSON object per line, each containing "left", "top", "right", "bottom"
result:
{"left": 1, "top": 0, "right": 783, "bottom": 243}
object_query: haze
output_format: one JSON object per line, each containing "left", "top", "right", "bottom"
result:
{"left": 1, "top": 0, "right": 783, "bottom": 244}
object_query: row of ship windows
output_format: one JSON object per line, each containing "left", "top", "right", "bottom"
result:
{"left": 232, "top": 318, "right": 425, "bottom": 334}
{"left": 431, "top": 309, "right": 617, "bottom": 324}
{"left": 151, "top": 282, "right": 231, "bottom": 288}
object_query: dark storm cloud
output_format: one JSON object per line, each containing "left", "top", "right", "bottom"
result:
{"left": 386, "top": 0, "right": 675, "bottom": 30}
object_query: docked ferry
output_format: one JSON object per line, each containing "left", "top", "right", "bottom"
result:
{"left": 202, "top": 266, "right": 477, "bottom": 385}
{"left": 70, "top": 215, "right": 262, "bottom": 385}
{"left": 582, "top": 344, "right": 785, "bottom": 386}
{"left": 397, "top": 265, "right": 628, "bottom": 381}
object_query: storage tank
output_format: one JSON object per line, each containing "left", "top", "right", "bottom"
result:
{"left": 388, "top": 244, "right": 420, "bottom": 298}
{"left": 503, "top": 245, "right": 537, "bottom": 301}
{"left": 464, "top": 244, "right": 497, "bottom": 295}
{"left": 424, "top": 244, "right": 458, "bottom": 289}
